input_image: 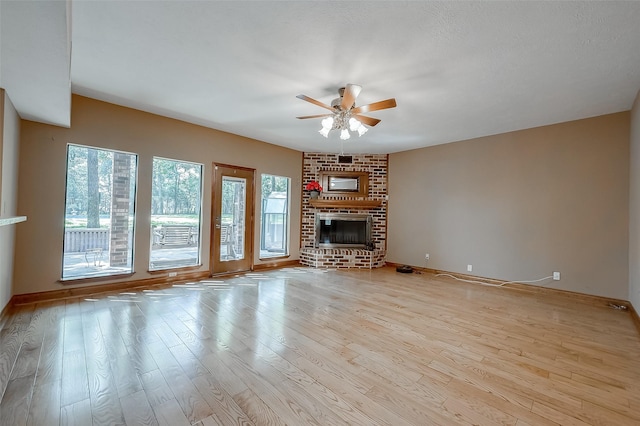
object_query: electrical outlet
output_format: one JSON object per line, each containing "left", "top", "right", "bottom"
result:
{"left": 425, "top": 253, "right": 430, "bottom": 261}
{"left": 467, "top": 264, "right": 473, "bottom": 272}
{"left": 553, "top": 272, "right": 560, "bottom": 280}
{"left": 168, "top": 271, "right": 177, "bottom": 277}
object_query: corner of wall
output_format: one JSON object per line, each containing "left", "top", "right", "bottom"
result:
{"left": 0, "top": 89, "right": 21, "bottom": 313}
{"left": 629, "top": 89, "right": 640, "bottom": 313}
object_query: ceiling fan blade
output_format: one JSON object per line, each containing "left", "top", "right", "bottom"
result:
{"left": 340, "top": 84, "right": 362, "bottom": 111}
{"left": 296, "top": 114, "right": 333, "bottom": 120}
{"left": 353, "top": 115, "right": 381, "bottom": 127}
{"left": 296, "top": 94, "right": 335, "bottom": 112}
{"left": 351, "top": 98, "right": 397, "bottom": 115}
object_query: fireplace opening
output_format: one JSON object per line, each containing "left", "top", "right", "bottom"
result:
{"left": 315, "top": 213, "right": 372, "bottom": 249}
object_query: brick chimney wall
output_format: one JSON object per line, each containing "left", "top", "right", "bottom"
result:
{"left": 301, "top": 153, "right": 387, "bottom": 268}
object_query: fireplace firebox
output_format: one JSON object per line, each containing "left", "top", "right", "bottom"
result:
{"left": 315, "top": 213, "right": 373, "bottom": 249}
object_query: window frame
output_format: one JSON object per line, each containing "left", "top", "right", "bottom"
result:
{"left": 259, "top": 174, "right": 291, "bottom": 260}
{"left": 148, "top": 156, "right": 204, "bottom": 272}
{"left": 61, "top": 144, "right": 138, "bottom": 281}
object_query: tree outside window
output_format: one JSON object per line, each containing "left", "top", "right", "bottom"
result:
{"left": 149, "top": 158, "right": 203, "bottom": 270}
{"left": 62, "top": 145, "right": 137, "bottom": 279}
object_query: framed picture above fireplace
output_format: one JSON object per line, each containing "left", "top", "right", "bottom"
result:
{"left": 319, "top": 171, "right": 369, "bottom": 197}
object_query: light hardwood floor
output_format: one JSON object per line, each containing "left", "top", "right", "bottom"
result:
{"left": 1, "top": 266, "right": 639, "bottom": 425}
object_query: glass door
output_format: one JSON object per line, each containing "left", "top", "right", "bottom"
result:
{"left": 212, "top": 164, "right": 254, "bottom": 274}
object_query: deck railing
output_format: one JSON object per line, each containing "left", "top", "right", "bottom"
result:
{"left": 64, "top": 228, "right": 197, "bottom": 253}
{"left": 63, "top": 228, "right": 110, "bottom": 252}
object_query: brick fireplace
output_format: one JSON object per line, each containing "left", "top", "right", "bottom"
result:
{"left": 300, "top": 153, "right": 387, "bottom": 269}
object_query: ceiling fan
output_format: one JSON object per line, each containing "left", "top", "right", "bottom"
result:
{"left": 296, "top": 84, "right": 397, "bottom": 140}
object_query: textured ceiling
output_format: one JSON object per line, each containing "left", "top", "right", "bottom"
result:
{"left": 2, "top": 1, "right": 640, "bottom": 153}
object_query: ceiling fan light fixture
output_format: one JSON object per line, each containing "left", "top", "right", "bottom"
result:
{"left": 297, "top": 84, "right": 396, "bottom": 141}
{"left": 321, "top": 116, "right": 334, "bottom": 130}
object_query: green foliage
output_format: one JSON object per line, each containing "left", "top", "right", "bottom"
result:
{"left": 150, "top": 214, "right": 200, "bottom": 227}
{"left": 152, "top": 158, "right": 202, "bottom": 215}
{"left": 87, "top": 149, "right": 100, "bottom": 228}
{"left": 261, "top": 174, "right": 289, "bottom": 198}
{"left": 222, "top": 178, "right": 242, "bottom": 218}
{"left": 65, "top": 145, "right": 114, "bottom": 220}
{"left": 64, "top": 217, "right": 112, "bottom": 228}
{"left": 65, "top": 150, "right": 202, "bottom": 231}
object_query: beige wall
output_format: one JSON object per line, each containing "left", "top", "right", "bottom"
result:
{"left": 629, "top": 90, "right": 640, "bottom": 309}
{"left": 14, "top": 95, "right": 302, "bottom": 295}
{"left": 8, "top": 93, "right": 636, "bottom": 302}
{"left": 388, "top": 112, "right": 630, "bottom": 299}
{"left": 0, "top": 90, "right": 21, "bottom": 310}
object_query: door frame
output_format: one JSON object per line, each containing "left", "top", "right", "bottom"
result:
{"left": 210, "top": 163, "right": 255, "bottom": 275}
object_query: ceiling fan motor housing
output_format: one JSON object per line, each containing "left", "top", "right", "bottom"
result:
{"left": 331, "top": 87, "right": 349, "bottom": 110}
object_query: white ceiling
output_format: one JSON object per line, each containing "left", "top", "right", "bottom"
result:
{"left": 2, "top": 1, "right": 640, "bottom": 154}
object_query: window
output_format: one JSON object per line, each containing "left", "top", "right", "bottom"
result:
{"left": 149, "top": 158, "right": 203, "bottom": 270}
{"left": 260, "top": 174, "right": 290, "bottom": 258}
{"left": 62, "top": 145, "right": 137, "bottom": 280}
